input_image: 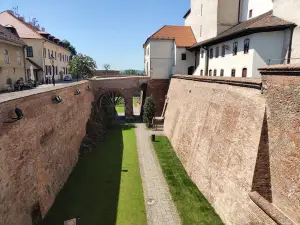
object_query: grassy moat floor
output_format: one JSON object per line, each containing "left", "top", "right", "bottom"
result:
{"left": 42, "top": 124, "right": 146, "bottom": 225}
{"left": 152, "top": 136, "right": 224, "bottom": 225}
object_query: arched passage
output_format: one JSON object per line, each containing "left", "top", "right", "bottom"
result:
{"left": 99, "top": 92, "right": 125, "bottom": 119}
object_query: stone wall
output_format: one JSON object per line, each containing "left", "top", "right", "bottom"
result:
{"left": 164, "top": 74, "right": 299, "bottom": 224}
{"left": 0, "top": 81, "right": 94, "bottom": 225}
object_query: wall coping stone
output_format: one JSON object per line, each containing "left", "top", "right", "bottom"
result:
{"left": 0, "top": 81, "right": 88, "bottom": 104}
{"left": 172, "top": 75, "right": 262, "bottom": 89}
{"left": 249, "top": 192, "right": 297, "bottom": 225}
{"left": 259, "top": 64, "right": 300, "bottom": 75}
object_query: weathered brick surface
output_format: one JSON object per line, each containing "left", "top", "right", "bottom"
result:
{"left": 0, "top": 82, "right": 94, "bottom": 225}
{"left": 164, "top": 77, "right": 277, "bottom": 224}
{"left": 261, "top": 74, "right": 300, "bottom": 224}
{"left": 147, "top": 79, "right": 169, "bottom": 116}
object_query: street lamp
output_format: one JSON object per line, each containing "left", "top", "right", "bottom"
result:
{"left": 50, "top": 56, "right": 55, "bottom": 86}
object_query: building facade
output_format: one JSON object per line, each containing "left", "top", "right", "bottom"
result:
{"left": 0, "top": 24, "right": 26, "bottom": 91}
{"left": 146, "top": 0, "right": 300, "bottom": 78}
{"left": 0, "top": 11, "right": 71, "bottom": 82}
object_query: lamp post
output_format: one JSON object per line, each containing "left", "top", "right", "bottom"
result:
{"left": 50, "top": 56, "right": 55, "bottom": 86}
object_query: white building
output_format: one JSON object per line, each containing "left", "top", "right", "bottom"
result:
{"left": 143, "top": 26, "right": 196, "bottom": 79}
{"left": 145, "top": 0, "right": 299, "bottom": 78}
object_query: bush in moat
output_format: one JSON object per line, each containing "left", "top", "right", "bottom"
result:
{"left": 143, "top": 96, "right": 156, "bottom": 126}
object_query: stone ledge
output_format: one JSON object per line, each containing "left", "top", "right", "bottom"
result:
{"left": 249, "top": 192, "right": 296, "bottom": 225}
{"left": 0, "top": 81, "right": 89, "bottom": 104}
{"left": 172, "top": 75, "right": 262, "bottom": 89}
{"left": 259, "top": 64, "right": 300, "bottom": 75}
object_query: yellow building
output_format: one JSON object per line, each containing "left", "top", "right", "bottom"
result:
{"left": 0, "top": 10, "right": 72, "bottom": 83}
{"left": 0, "top": 24, "right": 26, "bottom": 91}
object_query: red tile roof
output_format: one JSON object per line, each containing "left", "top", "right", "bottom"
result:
{"left": 0, "top": 24, "right": 25, "bottom": 45}
{"left": 144, "top": 25, "right": 196, "bottom": 47}
{"left": 190, "top": 11, "right": 296, "bottom": 49}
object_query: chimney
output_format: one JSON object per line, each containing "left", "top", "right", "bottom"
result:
{"left": 19, "top": 17, "right": 25, "bottom": 21}
{"left": 7, "top": 10, "right": 14, "bottom": 15}
{"left": 41, "top": 27, "right": 45, "bottom": 32}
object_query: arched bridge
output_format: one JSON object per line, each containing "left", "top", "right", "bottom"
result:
{"left": 89, "top": 75, "right": 149, "bottom": 118}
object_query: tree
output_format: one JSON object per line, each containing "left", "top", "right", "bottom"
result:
{"left": 69, "top": 54, "right": 97, "bottom": 81}
{"left": 63, "top": 40, "right": 77, "bottom": 56}
{"left": 143, "top": 96, "right": 156, "bottom": 125}
{"left": 120, "top": 69, "right": 145, "bottom": 75}
{"left": 103, "top": 64, "right": 111, "bottom": 75}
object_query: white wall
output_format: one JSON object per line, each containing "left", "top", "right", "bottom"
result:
{"left": 240, "top": 0, "right": 274, "bottom": 22}
{"left": 274, "top": 0, "right": 300, "bottom": 61}
{"left": 174, "top": 47, "right": 195, "bottom": 74}
{"left": 146, "top": 40, "right": 175, "bottom": 79}
{"left": 193, "top": 31, "right": 286, "bottom": 77}
{"left": 185, "top": 0, "right": 218, "bottom": 42}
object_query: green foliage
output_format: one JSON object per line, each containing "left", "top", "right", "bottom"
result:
{"left": 63, "top": 40, "right": 77, "bottom": 56}
{"left": 103, "top": 64, "right": 111, "bottom": 71}
{"left": 143, "top": 96, "right": 156, "bottom": 124}
{"left": 120, "top": 69, "right": 145, "bottom": 75}
{"left": 69, "top": 54, "right": 97, "bottom": 79}
{"left": 153, "top": 136, "right": 224, "bottom": 225}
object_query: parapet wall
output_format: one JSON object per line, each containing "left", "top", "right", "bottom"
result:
{"left": 0, "top": 82, "right": 94, "bottom": 225}
{"left": 164, "top": 73, "right": 300, "bottom": 224}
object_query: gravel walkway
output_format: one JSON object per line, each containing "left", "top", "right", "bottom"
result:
{"left": 135, "top": 123, "right": 181, "bottom": 225}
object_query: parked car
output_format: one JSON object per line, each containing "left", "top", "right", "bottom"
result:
{"left": 63, "top": 74, "right": 73, "bottom": 81}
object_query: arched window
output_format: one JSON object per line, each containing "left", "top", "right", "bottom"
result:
{"left": 231, "top": 69, "right": 236, "bottom": 77}
{"left": 4, "top": 49, "right": 9, "bottom": 64}
{"left": 213, "top": 69, "right": 217, "bottom": 76}
{"left": 220, "top": 69, "right": 224, "bottom": 77}
{"left": 244, "top": 39, "right": 250, "bottom": 54}
{"left": 242, "top": 68, "right": 247, "bottom": 77}
{"left": 16, "top": 52, "right": 21, "bottom": 65}
{"left": 209, "top": 69, "right": 212, "bottom": 76}
{"left": 200, "top": 70, "right": 203, "bottom": 76}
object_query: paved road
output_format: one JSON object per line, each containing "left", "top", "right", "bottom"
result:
{"left": 135, "top": 123, "right": 181, "bottom": 225}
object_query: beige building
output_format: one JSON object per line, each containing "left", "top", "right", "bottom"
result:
{"left": 0, "top": 11, "right": 71, "bottom": 82}
{"left": 0, "top": 24, "right": 26, "bottom": 91}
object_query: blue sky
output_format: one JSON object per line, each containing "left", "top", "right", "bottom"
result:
{"left": 0, "top": 0, "right": 189, "bottom": 70}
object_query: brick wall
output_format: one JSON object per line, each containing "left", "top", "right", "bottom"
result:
{"left": 147, "top": 79, "right": 170, "bottom": 116}
{"left": 164, "top": 73, "right": 300, "bottom": 224}
{"left": 0, "top": 82, "right": 94, "bottom": 225}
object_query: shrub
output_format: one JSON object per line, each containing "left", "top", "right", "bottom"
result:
{"left": 143, "top": 96, "right": 156, "bottom": 124}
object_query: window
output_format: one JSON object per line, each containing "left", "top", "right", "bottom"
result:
{"left": 56, "top": 66, "right": 58, "bottom": 75}
{"left": 43, "top": 48, "right": 46, "bottom": 58}
{"left": 242, "top": 68, "right": 247, "bottom": 77}
{"left": 249, "top": 9, "right": 253, "bottom": 19}
{"left": 244, "top": 39, "right": 250, "bottom": 54}
{"left": 182, "top": 53, "right": 187, "bottom": 60}
{"left": 60, "top": 53, "right": 62, "bottom": 61}
{"left": 4, "top": 49, "right": 9, "bottom": 64}
{"left": 200, "top": 70, "right": 203, "bottom": 76}
{"left": 27, "top": 46, "right": 33, "bottom": 57}
{"left": 200, "top": 25, "right": 202, "bottom": 37}
{"left": 222, "top": 45, "right": 226, "bottom": 57}
{"left": 55, "top": 52, "right": 57, "bottom": 59}
{"left": 49, "top": 66, "right": 52, "bottom": 75}
{"left": 201, "top": 50, "right": 204, "bottom": 58}
{"left": 213, "top": 69, "right": 217, "bottom": 76}
{"left": 45, "top": 66, "right": 48, "bottom": 75}
{"left": 231, "top": 69, "right": 236, "bottom": 77}
{"left": 209, "top": 48, "right": 213, "bottom": 59}
{"left": 209, "top": 69, "right": 212, "bottom": 76}
{"left": 51, "top": 50, "right": 53, "bottom": 58}
{"left": 17, "top": 52, "right": 21, "bottom": 65}
{"left": 66, "top": 67, "right": 68, "bottom": 74}
{"left": 48, "top": 49, "right": 50, "bottom": 59}
{"left": 215, "top": 47, "right": 219, "bottom": 58}
{"left": 201, "top": 4, "right": 203, "bottom": 16}
{"left": 233, "top": 42, "right": 238, "bottom": 56}
{"left": 220, "top": 69, "right": 224, "bottom": 77}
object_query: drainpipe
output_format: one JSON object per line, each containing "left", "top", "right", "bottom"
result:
{"left": 238, "top": 0, "right": 242, "bottom": 23}
{"left": 287, "top": 26, "right": 296, "bottom": 64}
{"left": 204, "top": 46, "right": 209, "bottom": 76}
{"left": 23, "top": 45, "right": 27, "bottom": 82}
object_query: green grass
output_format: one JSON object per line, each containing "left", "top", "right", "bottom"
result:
{"left": 133, "top": 97, "right": 139, "bottom": 107}
{"left": 152, "top": 136, "right": 224, "bottom": 225}
{"left": 42, "top": 125, "right": 146, "bottom": 225}
{"left": 116, "top": 104, "right": 125, "bottom": 113}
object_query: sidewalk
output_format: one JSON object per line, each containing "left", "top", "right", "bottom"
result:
{"left": 135, "top": 123, "right": 181, "bottom": 225}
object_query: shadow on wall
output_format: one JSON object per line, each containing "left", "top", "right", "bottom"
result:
{"left": 251, "top": 110, "right": 272, "bottom": 202}
{"left": 41, "top": 125, "right": 125, "bottom": 225}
